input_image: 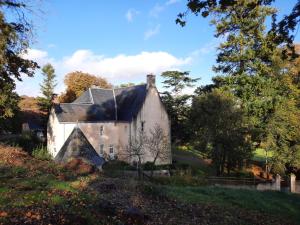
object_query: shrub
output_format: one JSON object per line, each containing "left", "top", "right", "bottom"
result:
{"left": 2, "top": 132, "right": 41, "bottom": 154}
{"left": 102, "top": 160, "right": 135, "bottom": 171}
{"left": 32, "top": 145, "right": 51, "bottom": 160}
{"left": 143, "top": 162, "right": 156, "bottom": 170}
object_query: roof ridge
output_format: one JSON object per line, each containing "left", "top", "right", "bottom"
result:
{"left": 90, "top": 83, "right": 146, "bottom": 91}
{"left": 90, "top": 86, "right": 113, "bottom": 90}
{"left": 113, "top": 84, "right": 146, "bottom": 90}
{"left": 59, "top": 102, "right": 93, "bottom": 105}
{"left": 89, "top": 88, "right": 94, "bottom": 104}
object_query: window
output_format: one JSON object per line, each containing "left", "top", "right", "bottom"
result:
{"left": 100, "top": 126, "right": 104, "bottom": 136}
{"left": 141, "top": 121, "right": 145, "bottom": 132}
{"left": 109, "top": 145, "right": 114, "bottom": 154}
{"left": 100, "top": 144, "right": 104, "bottom": 155}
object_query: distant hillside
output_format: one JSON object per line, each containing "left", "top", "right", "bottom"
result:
{"left": 18, "top": 96, "right": 47, "bottom": 131}
{"left": 18, "top": 95, "right": 41, "bottom": 112}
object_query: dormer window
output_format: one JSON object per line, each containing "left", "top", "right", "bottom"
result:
{"left": 100, "top": 126, "right": 104, "bottom": 136}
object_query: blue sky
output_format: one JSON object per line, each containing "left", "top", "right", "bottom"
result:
{"left": 17, "top": 0, "right": 300, "bottom": 96}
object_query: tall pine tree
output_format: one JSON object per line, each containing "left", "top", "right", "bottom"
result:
{"left": 180, "top": 0, "right": 300, "bottom": 174}
{"left": 37, "top": 64, "right": 57, "bottom": 113}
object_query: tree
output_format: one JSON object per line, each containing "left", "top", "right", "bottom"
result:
{"left": 118, "top": 83, "right": 135, "bottom": 88}
{"left": 146, "top": 124, "right": 170, "bottom": 177}
{"left": 178, "top": 0, "right": 300, "bottom": 175}
{"left": 0, "top": 1, "right": 38, "bottom": 130}
{"left": 160, "top": 71, "right": 199, "bottom": 144}
{"left": 37, "top": 63, "right": 56, "bottom": 112}
{"left": 191, "top": 89, "right": 252, "bottom": 175}
{"left": 124, "top": 128, "right": 147, "bottom": 179}
{"left": 262, "top": 98, "right": 300, "bottom": 175}
{"left": 59, "top": 71, "right": 112, "bottom": 103}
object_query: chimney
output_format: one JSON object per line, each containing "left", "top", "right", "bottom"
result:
{"left": 51, "top": 93, "right": 59, "bottom": 105}
{"left": 147, "top": 74, "right": 156, "bottom": 89}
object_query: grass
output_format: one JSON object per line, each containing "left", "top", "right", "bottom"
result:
{"left": 0, "top": 143, "right": 299, "bottom": 225}
{"left": 163, "top": 185, "right": 300, "bottom": 223}
{"left": 31, "top": 144, "right": 52, "bottom": 160}
{"left": 172, "top": 146, "right": 213, "bottom": 174}
{"left": 252, "top": 148, "right": 274, "bottom": 162}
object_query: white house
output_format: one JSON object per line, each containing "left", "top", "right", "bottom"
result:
{"left": 47, "top": 74, "right": 171, "bottom": 167}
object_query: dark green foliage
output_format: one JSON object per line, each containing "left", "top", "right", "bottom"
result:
{"left": 37, "top": 63, "right": 57, "bottom": 113}
{"left": 161, "top": 71, "right": 199, "bottom": 94}
{"left": 160, "top": 71, "right": 199, "bottom": 144}
{"left": 1, "top": 132, "right": 41, "bottom": 154}
{"left": 102, "top": 160, "right": 135, "bottom": 171}
{"left": 0, "top": 1, "right": 38, "bottom": 131}
{"left": 263, "top": 98, "right": 300, "bottom": 174}
{"left": 178, "top": 0, "right": 300, "bottom": 175}
{"left": 191, "top": 89, "right": 253, "bottom": 175}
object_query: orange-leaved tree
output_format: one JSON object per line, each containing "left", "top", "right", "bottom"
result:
{"left": 59, "top": 71, "right": 112, "bottom": 103}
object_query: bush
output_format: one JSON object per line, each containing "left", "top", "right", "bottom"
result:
{"left": 143, "top": 162, "right": 156, "bottom": 170}
{"left": 2, "top": 132, "right": 41, "bottom": 154}
{"left": 32, "top": 145, "right": 51, "bottom": 160}
{"left": 102, "top": 160, "right": 135, "bottom": 171}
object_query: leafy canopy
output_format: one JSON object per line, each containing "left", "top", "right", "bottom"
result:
{"left": 0, "top": 1, "right": 39, "bottom": 130}
{"left": 59, "top": 71, "right": 112, "bottom": 103}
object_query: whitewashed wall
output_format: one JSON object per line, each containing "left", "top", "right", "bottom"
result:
{"left": 130, "top": 87, "right": 171, "bottom": 165}
{"left": 47, "top": 86, "right": 171, "bottom": 165}
{"left": 47, "top": 110, "right": 76, "bottom": 157}
{"left": 79, "top": 122, "right": 129, "bottom": 160}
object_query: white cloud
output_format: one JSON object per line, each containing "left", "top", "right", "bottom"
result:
{"left": 17, "top": 48, "right": 191, "bottom": 96}
{"left": 21, "top": 48, "right": 55, "bottom": 67}
{"left": 149, "top": 4, "right": 164, "bottom": 18}
{"left": 22, "top": 49, "right": 48, "bottom": 62}
{"left": 165, "top": 0, "right": 181, "bottom": 6}
{"left": 125, "top": 8, "right": 139, "bottom": 22}
{"left": 144, "top": 24, "right": 161, "bottom": 40}
{"left": 149, "top": 0, "right": 180, "bottom": 18}
{"left": 62, "top": 49, "right": 190, "bottom": 81}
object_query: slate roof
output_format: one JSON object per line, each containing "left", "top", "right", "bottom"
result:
{"left": 54, "top": 84, "right": 147, "bottom": 122}
{"left": 55, "top": 126, "right": 105, "bottom": 167}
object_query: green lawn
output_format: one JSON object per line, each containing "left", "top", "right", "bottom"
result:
{"left": 172, "top": 146, "right": 213, "bottom": 173}
{"left": 163, "top": 185, "right": 300, "bottom": 224}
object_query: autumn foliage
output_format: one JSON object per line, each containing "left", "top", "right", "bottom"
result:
{"left": 59, "top": 71, "right": 112, "bottom": 103}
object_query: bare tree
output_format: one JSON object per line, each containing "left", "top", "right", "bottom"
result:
{"left": 146, "top": 124, "right": 170, "bottom": 177}
{"left": 124, "top": 128, "right": 147, "bottom": 179}
{"left": 123, "top": 125, "right": 170, "bottom": 179}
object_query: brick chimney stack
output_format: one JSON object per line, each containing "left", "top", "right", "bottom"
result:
{"left": 147, "top": 74, "right": 155, "bottom": 89}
